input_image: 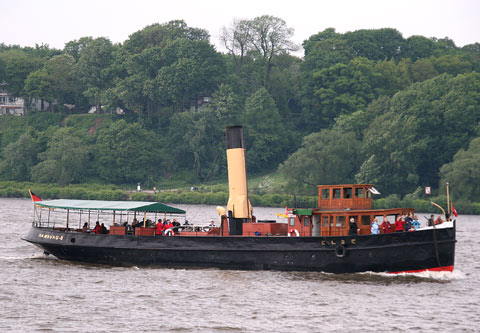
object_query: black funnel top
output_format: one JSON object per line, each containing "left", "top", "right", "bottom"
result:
{"left": 226, "top": 126, "right": 244, "bottom": 149}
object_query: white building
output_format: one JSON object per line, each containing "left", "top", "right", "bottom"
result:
{"left": 0, "top": 83, "right": 50, "bottom": 116}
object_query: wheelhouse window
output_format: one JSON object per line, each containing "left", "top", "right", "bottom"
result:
{"left": 366, "top": 190, "right": 372, "bottom": 198}
{"left": 361, "top": 215, "right": 371, "bottom": 226}
{"left": 355, "top": 188, "right": 364, "bottom": 198}
{"left": 289, "top": 217, "right": 295, "bottom": 226}
{"left": 333, "top": 188, "right": 341, "bottom": 199}
{"left": 321, "top": 189, "right": 330, "bottom": 199}
{"left": 343, "top": 188, "right": 352, "bottom": 198}
{"left": 335, "top": 216, "right": 346, "bottom": 227}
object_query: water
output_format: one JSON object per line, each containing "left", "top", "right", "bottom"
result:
{"left": 1, "top": 198, "right": 479, "bottom": 332}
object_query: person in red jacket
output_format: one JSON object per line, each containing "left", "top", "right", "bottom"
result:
{"left": 394, "top": 215, "right": 405, "bottom": 232}
{"left": 381, "top": 217, "right": 392, "bottom": 233}
{"left": 163, "top": 219, "right": 174, "bottom": 235}
{"left": 92, "top": 221, "right": 102, "bottom": 234}
{"left": 155, "top": 219, "right": 163, "bottom": 236}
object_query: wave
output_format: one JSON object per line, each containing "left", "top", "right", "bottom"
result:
{"left": 363, "top": 268, "right": 466, "bottom": 281}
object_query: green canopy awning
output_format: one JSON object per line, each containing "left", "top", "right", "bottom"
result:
{"left": 36, "top": 199, "right": 185, "bottom": 214}
{"left": 293, "top": 208, "right": 313, "bottom": 216}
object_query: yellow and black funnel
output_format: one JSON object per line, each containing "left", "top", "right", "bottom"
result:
{"left": 224, "top": 126, "right": 252, "bottom": 235}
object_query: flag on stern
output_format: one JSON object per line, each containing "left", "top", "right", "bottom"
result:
{"left": 451, "top": 204, "right": 458, "bottom": 217}
{"left": 28, "top": 189, "right": 42, "bottom": 202}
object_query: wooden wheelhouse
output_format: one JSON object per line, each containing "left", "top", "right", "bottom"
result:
{"left": 287, "top": 184, "right": 414, "bottom": 237}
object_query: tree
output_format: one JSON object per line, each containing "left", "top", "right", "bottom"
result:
{"left": 24, "top": 54, "right": 76, "bottom": 107}
{"left": 221, "top": 16, "right": 297, "bottom": 90}
{"left": 299, "top": 57, "right": 379, "bottom": 131}
{"left": 123, "top": 20, "right": 209, "bottom": 55}
{"left": 402, "top": 35, "right": 438, "bottom": 60}
{"left": 220, "top": 19, "right": 252, "bottom": 74}
{"left": 63, "top": 37, "right": 94, "bottom": 61}
{"left": 248, "top": 15, "right": 298, "bottom": 89}
{"left": 153, "top": 39, "right": 226, "bottom": 110}
{"left": 0, "top": 132, "right": 41, "bottom": 181}
{"left": 343, "top": 28, "right": 405, "bottom": 61}
{"left": 241, "top": 88, "right": 290, "bottom": 172}
{"left": 167, "top": 107, "right": 225, "bottom": 181}
{"left": 0, "top": 49, "right": 44, "bottom": 97}
{"left": 279, "top": 129, "right": 360, "bottom": 195}
{"left": 360, "top": 72, "right": 480, "bottom": 195}
{"left": 73, "top": 37, "right": 116, "bottom": 113}
{"left": 31, "top": 128, "right": 90, "bottom": 185}
{"left": 95, "top": 120, "right": 160, "bottom": 184}
{"left": 439, "top": 137, "right": 480, "bottom": 201}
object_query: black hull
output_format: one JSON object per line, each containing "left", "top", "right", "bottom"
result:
{"left": 22, "top": 226, "right": 456, "bottom": 273}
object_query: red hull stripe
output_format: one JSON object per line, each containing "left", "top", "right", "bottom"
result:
{"left": 390, "top": 265, "right": 454, "bottom": 274}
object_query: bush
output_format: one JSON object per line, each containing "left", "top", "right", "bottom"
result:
{"left": 131, "top": 192, "right": 149, "bottom": 201}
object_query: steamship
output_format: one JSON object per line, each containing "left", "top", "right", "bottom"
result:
{"left": 22, "top": 126, "right": 456, "bottom": 273}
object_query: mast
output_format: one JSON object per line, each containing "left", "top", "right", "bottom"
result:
{"left": 446, "top": 182, "right": 450, "bottom": 216}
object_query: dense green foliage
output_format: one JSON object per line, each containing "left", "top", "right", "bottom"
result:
{"left": 1, "top": 20, "right": 479, "bottom": 208}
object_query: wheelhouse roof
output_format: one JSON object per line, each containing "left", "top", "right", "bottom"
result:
{"left": 36, "top": 199, "right": 186, "bottom": 214}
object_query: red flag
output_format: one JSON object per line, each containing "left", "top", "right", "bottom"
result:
{"left": 29, "top": 189, "right": 42, "bottom": 202}
{"left": 451, "top": 204, "right": 458, "bottom": 217}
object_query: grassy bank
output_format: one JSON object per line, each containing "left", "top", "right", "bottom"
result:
{"left": 1, "top": 181, "right": 479, "bottom": 215}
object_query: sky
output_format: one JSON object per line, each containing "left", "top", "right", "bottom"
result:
{"left": 1, "top": 0, "right": 478, "bottom": 55}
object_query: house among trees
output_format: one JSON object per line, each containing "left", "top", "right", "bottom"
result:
{"left": 0, "top": 83, "right": 50, "bottom": 116}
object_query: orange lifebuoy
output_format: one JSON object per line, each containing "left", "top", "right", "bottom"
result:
{"left": 288, "top": 229, "right": 299, "bottom": 237}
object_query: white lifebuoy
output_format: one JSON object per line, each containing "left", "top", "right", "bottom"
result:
{"left": 288, "top": 229, "right": 300, "bottom": 237}
{"left": 164, "top": 229, "right": 175, "bottom": 236}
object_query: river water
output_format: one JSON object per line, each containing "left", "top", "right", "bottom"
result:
{"left": 0, "top": 198, "right": 478, "bottom": 332}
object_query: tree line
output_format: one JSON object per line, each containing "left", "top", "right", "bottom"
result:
{"left": 0, "top": 17, "right": 479, "bottom": 206}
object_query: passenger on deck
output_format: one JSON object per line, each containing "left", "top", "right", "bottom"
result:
{"left": 146, "top": 219, "right": 154, "bottom": 227}
{"left": 101, "top": 223, "right": 108, "bottom": 234}
{"left": 435, "top": 216, "right": 444, "bottom": 225}
{"left": 209, "top": 220, "right": 215, "bottom": 227}
{"left": 348, "top": 218, "right": 358, "bottom": 235}
{"left": 412, "top": 216, "right": 421, "bottom": 230}
{"left": 82, "top": 222, "right": 88, "bottom": 233}
{"left": 395, "top": 216, "right": 405, "bottom": 232}
{"left": 132, "top": 218, "right": 142, "bottom": 229}
{"left": 155, "top": 219, "right": 163, "bottom": 235}
{"left": 405, "top": 212, "right": 413, "bottom": 224}
{"left": 381, "top": 217, "right": 392, "bottom": 233}
{"left": 403, "top": 216, "right": 412, "bottom": 232}
{"left": 93, "top": 221, "right": 102, "bottom": 234}
{"left": 370, "top": 218, "right": 380, "bottom": 235}
{"left": 172, "top": 219, "right": 181, "bottom": 227}
{"left": 163, "top": 220, "right": 174, "bottom": 235}
{"left": 428, "top": 215, "right": 435, "bottom": 226}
